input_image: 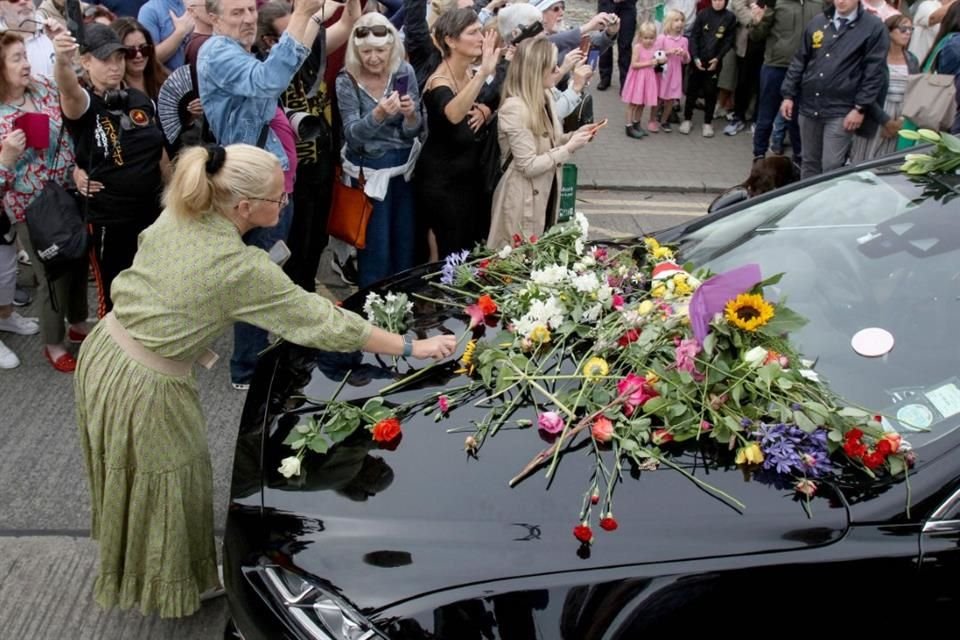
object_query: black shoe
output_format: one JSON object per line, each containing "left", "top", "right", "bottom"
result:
{"left": 12, "top": 286, "right": 31, "bottom": 307}
{"left": 625, "top": 125, "right": 645, "bottom": 139}
{"left": 331, "top": 253, "right": 358, "bottom": 286}
{"left": 597, "top": 78, "right": 611, "bottom": 91}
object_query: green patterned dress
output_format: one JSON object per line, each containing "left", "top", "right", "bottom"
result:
{"left": 75, "top": 210, "right": 372, "bottom": 618}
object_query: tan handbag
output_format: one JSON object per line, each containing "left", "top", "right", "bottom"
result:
{"left": 327, "top": 165, "right": 374, "bottom": 249}
{"left": 902, "top": 40, "right": 957, "bottom": 131}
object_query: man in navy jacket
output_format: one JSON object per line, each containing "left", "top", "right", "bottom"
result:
{"left": 780, "top": 0, "right": 889, "bottom": 178}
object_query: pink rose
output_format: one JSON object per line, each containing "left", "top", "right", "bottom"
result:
{"left": 611, "top": 294, "right": 625, "bottom": 310}
{"left": 591, "top": 416, "right": 614, "bottom": 443}
{"left": 538, "top": 411, "right": 565, "bottom": 434}
{"left": 617, "top": 373, "right": 659, "bottom": 416}
{"left": 675, "top": 338, "right": 701, "bottom": 374}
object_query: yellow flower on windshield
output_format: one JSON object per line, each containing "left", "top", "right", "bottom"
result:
{"left": 583, "top": 357, "right": 609, "bottom": 381}
{"left": 529, "top": 325, "right": 551, "bottom": 344}
{"left": 735, "top": 442, "right": 764, "bottom": 465}
{"left": 725, "top": 293, "right": 775, "bottom": 332}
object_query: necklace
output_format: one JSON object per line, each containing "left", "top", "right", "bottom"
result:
{"left": 444, "top": 60, "right": 463, "bottom": 94}
{"left": 9, "top": 92, "right": 27, "bottom": 108}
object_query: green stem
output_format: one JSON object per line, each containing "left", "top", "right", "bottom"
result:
{"left": 378, "top": 330, "right": 472, "bottom": 395}
{"left": 637, "top": 448, "right": 746, "bottom": 511}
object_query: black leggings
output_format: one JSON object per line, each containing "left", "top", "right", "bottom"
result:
{"left": 684, "top": 67, "right": 721, "bottom": 124}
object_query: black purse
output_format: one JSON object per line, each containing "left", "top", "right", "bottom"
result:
{"left": 24, "top": 123, "right": 87, "bottom": 280}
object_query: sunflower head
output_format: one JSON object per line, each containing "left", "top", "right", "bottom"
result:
{"left": 583, "top": 356, "right": 609, "bottom": 381}
{"left": 724, "top": 293, "right": 775, "bottom": 332}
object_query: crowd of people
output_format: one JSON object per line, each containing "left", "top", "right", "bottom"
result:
{"left": 2, "top": 0, "right": 960, "bottom": 620}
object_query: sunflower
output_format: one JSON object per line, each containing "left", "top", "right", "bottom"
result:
{"left": 583, "top": 356, "right": 609, "bottom": 381}
{"left": 725, "top": 293, "right": 775, "bottom": 332}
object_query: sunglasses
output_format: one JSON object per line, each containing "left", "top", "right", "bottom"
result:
{"left": 549, "top": 4, "right": 565, "bottom": 12}
{"left": 896, "top": 25, "right": 914, "bottom": 33}
{"left": 123, "top": 44, "right": 154, "bottom": 59}
{"left": 354, "top": 25, "right": 390, "bottom": 38}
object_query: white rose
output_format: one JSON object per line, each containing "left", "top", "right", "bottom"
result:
{"left": 498, "top": 245, "right": 513, "bottom": 259}
{"left": 278, "top": 456, "right": 302, "bottom": 478}
{"left": 744, "top": 346, "right": 768, "bottom": 368}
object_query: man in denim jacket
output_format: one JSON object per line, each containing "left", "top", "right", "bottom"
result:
{"left": 198, "top": 0, "right": 321, "bottom": 389}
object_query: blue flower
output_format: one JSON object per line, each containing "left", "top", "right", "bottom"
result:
{"left": 755, "top": 423, "right": 833, "bottom": 480}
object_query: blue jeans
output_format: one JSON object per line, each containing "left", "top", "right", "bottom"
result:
{"left": 771, "top": 112, "right": 787, "bottom": 152}
{"left": 230, "top": 201, "right": 293, "bottom": 384}
{"left": 347, "top": 147, "right": 416, "bottom": 289}
{"left": 752, "top": 64, "right": 802, "bottom": 161}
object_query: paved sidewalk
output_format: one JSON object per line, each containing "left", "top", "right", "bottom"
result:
{"left": 563, "top": 0, "right": 757, "bottom": 192}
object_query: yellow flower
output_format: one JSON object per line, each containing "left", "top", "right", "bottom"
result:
{"left": 651, "top": 284, "right": 667, "bottom": 298}
{"left": 456, "top": 339, "right": 478, "bottom": 375}
{"left": 644, "top": 237, "right": 661, "bottom": 252}
{"left": 652, "top": 246, "right": 674, "bottom": 261}
{"left": 637, "top": 300, "right": 654, "bottom": 315}
{"left": 724, "top": 293, "right": 775, "bottom": 332}
{"left": 735, "top": 442, "right": 764, "bottom": 465}
{"left": 529, "top": 325, "right": 551, "bottom": 344}
{"left": 645, "top": 371, "right": 659, "bottom": 384}
{"left": 583, "top": 356, "right": 609, "bottom": 381}
{"left": 673, "top": 273, "right": 693, "bottom": 296}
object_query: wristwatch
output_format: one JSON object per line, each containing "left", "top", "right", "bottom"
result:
{"left": 402, "top": 335, "right": 413, "bottom": 358}
{"left": 854, "top": 104, "right": 866, "bottom": 114}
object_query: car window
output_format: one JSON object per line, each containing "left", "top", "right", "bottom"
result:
{"left": 678, "top": 169, "right": 960, "bottom": 448}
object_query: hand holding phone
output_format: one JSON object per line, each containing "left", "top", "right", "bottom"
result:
{"left": 587, "top": 49, "right": 600, "bottom": 70}
{"left": 393, "top": 73, "right": 409, "bottom": 96}
{"left": 579, "top": 34, "right": 591, "bottom": 57}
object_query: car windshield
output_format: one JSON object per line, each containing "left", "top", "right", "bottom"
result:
{"left": 677, "top": 168, "right": 960, "bottom": 448}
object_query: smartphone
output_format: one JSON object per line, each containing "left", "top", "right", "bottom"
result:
{"left": 587, "top": 49, "right": 600, "bottom": 69}
{"left": 511, "top": 21, "right": 544, "bottom": 45}
{"left": 393, "top": 73, "right": 409, "bottom": 96}
{"left": 268, "top": 240, "right": 291, "bottom": 267}
{"left": 65, "top": 0, "right": 85, "bottom": 47}
{"left": 579, "top": 35, "right": 591, "bottom": 57}
{"left": 590, "top": 118, "right": 609, "bottom": 132}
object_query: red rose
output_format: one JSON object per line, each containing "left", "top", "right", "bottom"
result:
{"left": 618, "top": 329, "right": 641, "bottom": 347}
{"left": 477, "top": 294, "right": 498, "bottom": 316}
{"left": 478, "top": 258, "right": 491, "bottom": 271}
{"left": 529, "top": 235, "right": 538, "bottom": 243}
{"left": 590, "top": 492, "right": 600, "bottom": 505}
{"left": 372, "top": 417, "right": 402, "bottom": 445}
{"left": 512, "top": 233, "right": 524, "bottom": 247}
{"left": 876, "top": 438, "right": 892, "bottom": 456}
{"left": 863, "top": 450, "right": 886, "bottom": 469}
{"left": 652, "top": 429, "right": 674, "bottom": 445}
{"left": 843, "top": 439, "right": 867, "bottom": 459}
{"left": 599, "top": 516, "right": 618, "bottom": 531}
{"left": 844, "top": 428, "right": 864, "bottom": 442}
{"left": 573, "top": 524, "right": 593, "bottom": 543}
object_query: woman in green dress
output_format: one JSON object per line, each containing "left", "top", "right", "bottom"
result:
{"left": 74, "top": 143, "right": 456, "bottom": 618}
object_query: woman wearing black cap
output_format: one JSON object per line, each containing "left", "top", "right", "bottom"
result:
{"left": 53, "top": 23, "right": 167, "bottom": 316}
{"left": 74, "top": 142, "right": 456, "bottom": 618}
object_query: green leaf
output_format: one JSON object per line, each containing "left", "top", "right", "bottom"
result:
{"left": 668, "top": 402, "right": 687, "bottom": 417}
{"left": 730, "top": 382, "right": 743, "bottom": 407}
{"left": 289, "top": 437, "right": 306, "bottom": 449}
{"left": 827, "top": 429, "right": 844, "bottom": 443}
{"left": 642, "top": 396, "right": 668, "bottom": 415}
{"left": 723, "top": 415, "right": 743, "bottom": 433}
{"left": 888, "top": 454, "right": 906, "bottom": 477}
{"left": 940, "top": 132, "right": 960, "bottom": 154}
{"left": 775, "top": 377, "right": 794, "bottom": 391}
{"left": 760, "top": 306, "right": 809, "bottom": 336}
{"left": 838, "top": 407, "right": 870, "bottom": 418}
{"left": 803, "top": 401, "right": 831, "bottom": 420}
{"left": 592, "top": 385, "right": 612, "bottom": 404}
{"left": 793, "top": 410, "right": 816, "bottom": 433}
{"left": 702, "top": 332, "right": 717, "bottom": 357}
{"left": 619, "top": 437, "right": 639, "bottom": 452}
{"left": 308, "top": 437, "right": 330, "bottom": 454}
{"left": 758, "top": 272, "right": 784, "bottom": 288}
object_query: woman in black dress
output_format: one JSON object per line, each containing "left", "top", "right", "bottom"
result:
{"left": 415, "top": 9, "right": 501, "bottom": 261}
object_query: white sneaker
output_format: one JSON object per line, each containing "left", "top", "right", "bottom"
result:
{"left": 16, "top": 249, "right": 30, "bottom": 266}
{"left": 0, "top": 339, "right": 19, "bottom": 369}
{"left": 678, "top": 120, "right": 692, "bottom": 135}
{"left": 702, "top": 124, "right": 715, "bottom": 138}
{"left": 0, "top": 311, "right": 39, "bottom": 335}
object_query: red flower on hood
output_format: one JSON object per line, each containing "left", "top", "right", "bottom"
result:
{"left": 618, "top": 328, "right": 641, "bottom": 347}
{"left": 573, "top": 524, "right": 593, "bottom": 543}
{"left": 372, "top": 417, "right": 402, "bottom": 446}
{"left": 599, "top": 516, "right": 618, "bottom": 531}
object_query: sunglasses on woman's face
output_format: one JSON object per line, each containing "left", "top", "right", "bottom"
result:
{"left": 896, "top": 25, "right": 914, "bottom": 33}
{"left": 354, "top": 25, "right": 390, "bottom": 38}
{"left": 123, "top": 44, "right": 154, "bottom": 59}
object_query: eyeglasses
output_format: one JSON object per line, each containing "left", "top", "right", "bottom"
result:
{"left": 549, "top": 3, "right": 565, "bottom": 12}
{"left": 123, "top": 44, "right": 154, "bottom": 59}
{"left": 354, "top": 25, "right": 390, "bottom": 38}
{"left": 251, "top": 193, "right": 289, "bottom": 208}
{"left": 896, "top": 25, "right": 914, "bottom": 33}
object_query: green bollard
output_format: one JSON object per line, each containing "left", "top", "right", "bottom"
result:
{"left": 557, "top": 164, "right": 577, "bottom": 223}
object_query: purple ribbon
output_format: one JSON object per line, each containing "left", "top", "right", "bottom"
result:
{"left": 689, "top": 264, "right": 763, "bottom": 342}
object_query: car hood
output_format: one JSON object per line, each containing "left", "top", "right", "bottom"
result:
{"left": 232, "top": 268, "right": 850, "bottom": 614}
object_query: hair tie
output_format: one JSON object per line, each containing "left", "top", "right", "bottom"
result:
{"left": 205, "top": 145, "right": 226, "bottom": 175}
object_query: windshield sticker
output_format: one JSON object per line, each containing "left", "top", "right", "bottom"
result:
{"left": 925, "top": 383, "right": 960, "bottom": 419}
{"left": 851, "top": 327, "right": 895, "bottom": 357}
{"left": 896, "top": 403, "right": 935, "bottom": 430}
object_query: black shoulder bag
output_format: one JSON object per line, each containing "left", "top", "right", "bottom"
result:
{"left": 25, "top": 122, "right": 88, "bottom": 281}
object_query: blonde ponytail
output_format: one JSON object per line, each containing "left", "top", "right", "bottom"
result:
{"left": 163, "top": 144, "right": 282, "bottom": 219}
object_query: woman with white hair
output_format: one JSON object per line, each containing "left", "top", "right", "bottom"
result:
{"left": 336, "top": 13, "right": 422, "bottom": 287}
{"left": 75, "top": 142, "right": 455, "bottom": 618}
{"left": 487, "top": 38, "right": 595, "bottom": 248}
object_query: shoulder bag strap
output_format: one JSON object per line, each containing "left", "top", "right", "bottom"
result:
{"left": 256, "top": 122, "right": 270, "bottom": 148}
{"left": 344, "top": 72, "right": 366, "bottom": 182}
{"left": 925, "top": 36, "right": 950, "bottom": 74}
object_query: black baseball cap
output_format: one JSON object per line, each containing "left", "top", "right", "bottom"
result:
{"left": 80, "top": 24, "right": 125, "bottom": 60}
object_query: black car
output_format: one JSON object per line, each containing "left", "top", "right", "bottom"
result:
{"left": 224, "top": 158, "right": 960, "bottom": 639}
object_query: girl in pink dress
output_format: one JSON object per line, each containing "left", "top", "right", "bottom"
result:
{"left": 620, "top": 22, "right": 660, "bottom": 138}
{"left": 656, "top": 10, "right": 691, "bottom": 132}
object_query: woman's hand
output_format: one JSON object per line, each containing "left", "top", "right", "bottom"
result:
{"left": 0, "top": 129, "right": 25, "bottom": 168}
{"left": 412, "top": 334, "right": 457, "bottom": 360}
{"left": 571, "top": 63, "right": 593, "bottom": 93}
{"left": 881, "top": 117, "right": 903, "bottom": 139}
{"left": 467, "top": 103, "right": 490, "bottom": 132}
{"left": 477, "top": 30, "right": 502, "bottom": 78}
{"left": 43, "top": 17, "right": 66, "bottom": 41}
{"left": 53, "top": 31, "right": 78, "bottom": 63}
{"left": 565, "top": 125, "right": 595, "bottom": 152}
{"left": 73, "top": 167, "right": 104, "bottom": 197}
{"left": 187, "top": 98, "right": 203, "bottom": 117}
{"left": 373, "top": 91, "right": 402, "bottom": 121}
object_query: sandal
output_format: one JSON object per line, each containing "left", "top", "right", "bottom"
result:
{"left": 68, "top": 326, "right": 89, "bottom": 343}
{"left": 44, "top": 347, "right": 77, "bottom": 373}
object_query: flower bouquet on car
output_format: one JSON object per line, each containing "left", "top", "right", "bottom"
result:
{"left": 281, "top": 214, "right": 914, "bottom": 549}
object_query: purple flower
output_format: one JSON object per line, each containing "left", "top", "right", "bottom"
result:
{"left": 674, "top": 338, "right": 702, "bottom": 377}
{"left": 538, "top": 411, "right": 565, "bottom": 435}
{"left": 441, "top": 250, "right": 472, "bottom": 285}
{"left": 755, "top": 423, "right": 833, "bottom": 479}
{"left": 740, "top": 418, "right": 752, "bottom": 427}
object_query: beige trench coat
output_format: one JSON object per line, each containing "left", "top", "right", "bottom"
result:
{"left": 486, "top": 95, "right": 572, "bottom": 250}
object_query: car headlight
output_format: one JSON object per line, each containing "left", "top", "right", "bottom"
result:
{"left": 246, "top": 564, "right": 386, "bottom": 640}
